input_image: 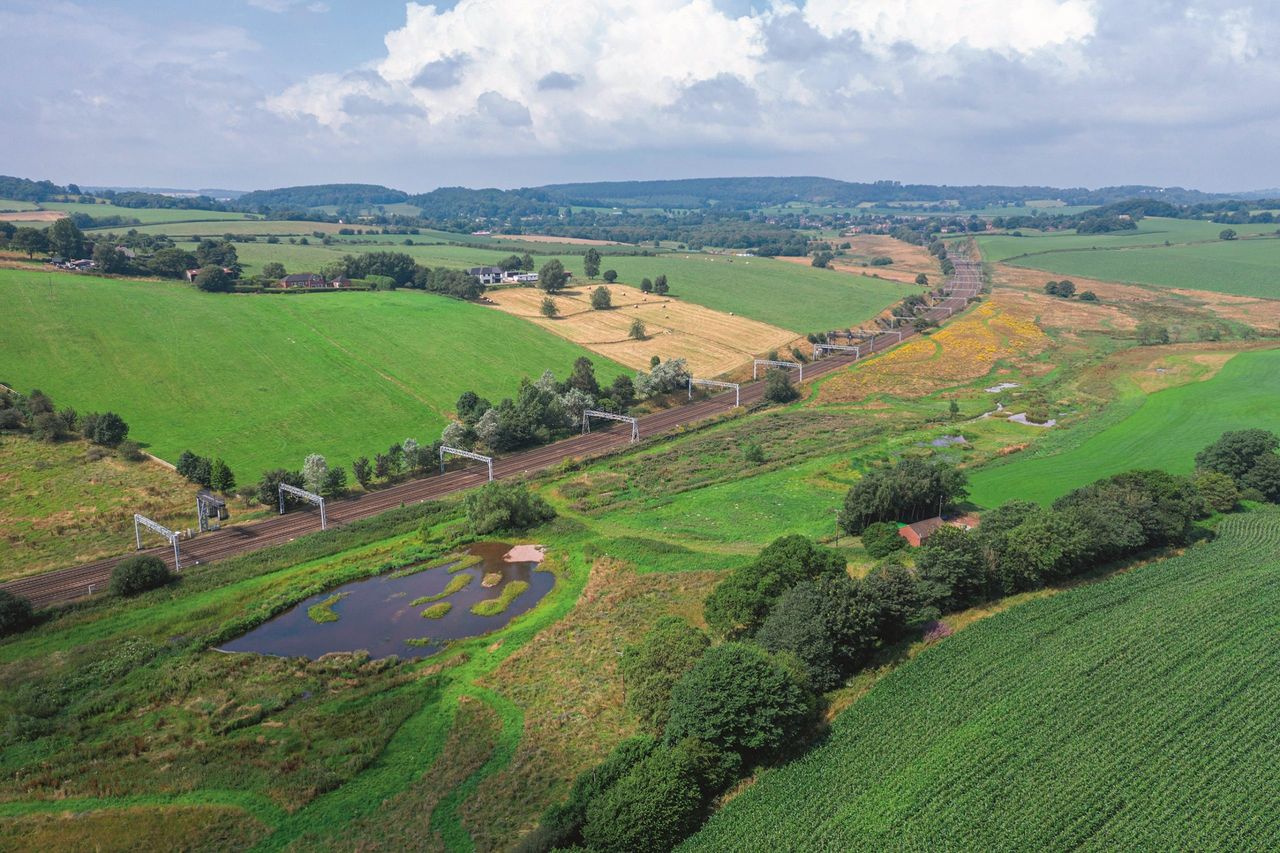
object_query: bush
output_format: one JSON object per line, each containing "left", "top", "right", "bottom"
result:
{"left": 464, "top": 481, "right": 556, "bottom": 534}
{"left": 109, "top": 555, "right": 174, "bottom": 597}
{"left": 590, "top": 286, "right": 612, "bottom": 310}
{"left": 0, "top": 590, "right": 34, "bottom": 637}
{"left": 665, "top": 642, "right": 815, "bottom": 761}
{"left": 117, "top": 440, "right": 145, "bottom": 461}
{"left": 256, "top": 468, "right": 304, "bottom": 507}
{"left": 531, "top": 736, "right": 656, "bottom": 852}
{"left": 763, "top": 368, "right": 798, "bottom": 404}
{"left": 582, "top": 744, "right": 706, "bottom": 853}
{"left": 87, "top": 411, "right": 129, "bottom": 446}
{"left": 861, "top": 521, "right": 906, "bottom": 558}
{"left": 621, "top": 617, "right": 710, "bottom": 733}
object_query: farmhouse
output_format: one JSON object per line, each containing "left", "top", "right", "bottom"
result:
{"left": 898, "top": 513, "right": 980, "bottom": 547}
{"left": 467, "top": 266, "right": 506, "bottom": 285}
{"left": 503, "top": 272, "right": 539, "bottom": 284}
{"left": 280, "top": 273, "right": 328, "bottom": 289}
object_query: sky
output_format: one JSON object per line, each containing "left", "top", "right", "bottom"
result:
{"left": 2, "top": 0, "right": 1278, "bottom": 193}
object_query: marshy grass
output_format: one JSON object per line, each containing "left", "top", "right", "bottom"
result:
{"left": 471, "top": 581, "right": 529, "bottom": 617}
{"left": 411, "top": 574, "right": 473, "bottom": 606}
{"left": 306, "top": 592, "right": 348, "bottom": 623}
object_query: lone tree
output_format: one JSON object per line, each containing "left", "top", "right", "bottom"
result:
{"left": 915, "top": 273, "right": 929, "bottom": 285}
{"left": 602, "top": 269, "right": 618, "bottom": 283}
{"left": 262, "top": 261, "right": 286, "bottom": 279}
{"left": 540, "top": 296, "right": 559, "bottom": 318}
{"left": 539, "top": 259, "right": 569, "bottom": 292}
{"left": 1220, "top": 228, "right": 1238, "bottom": 241}
{"left": 1136, "top": 322, "right": 1170, "bottom": 346}
{"left": 352, "top": 456, "right": 372, "bottom": 488}
{"left": 210, "top": 458, "right": 236, "bottom": 494}
{"left": 47, "top": 217, "right": 85, "bottom": 259}
{"left": 590, "top": 286, "right": 612, "bottom": 310}
{"left": 640, "top": 277, "right": 653, "bottom": 293}
{"left": 109, "top": 555, "right": 174, "bottom": 597}
{"left": 653, "top": 274, "right": 669, "bottom": 295}
{"left": 764, "top": 368, "right": 799, "bottom": 404}
{"left": 583, "top": 248, "right": 601, "bottom": 279}
{"left": 629, "top": 317, "right": 647, "bottom": 340}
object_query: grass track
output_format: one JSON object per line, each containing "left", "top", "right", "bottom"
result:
{"left": 0, "top": 268, "right": 625, "bottom": 475}
{"left": 967, "top": 348, "right": 1280, "bottom": 507}
{"left": 685, "top": 510, "right": 1280, "bottom": 851}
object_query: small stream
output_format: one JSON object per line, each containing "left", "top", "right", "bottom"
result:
{"left": 217, "top": 542, "right": 552, "bottom": 660}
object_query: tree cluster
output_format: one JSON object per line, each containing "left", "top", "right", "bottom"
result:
{"left": 0, "top": 388, "right": 130, "bottom": 449}
{"left": 1195, "top": 430, "right": 1280, "bottom": 502}
{"left": 463, "top": 481, "right": 557, "bottom": 535}
{"left": 837, "top": 457, "right": 968, "bottom": 535}
{"left": 176, "top": 450, "right": 235, "bottom": 494}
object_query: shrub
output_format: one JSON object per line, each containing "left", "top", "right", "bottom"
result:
{"left": 117, "top": 440, "right": 145, "bottom": 461}
{"left": 869, "top": 255, "right": 893, "bottom": 266}
{"left": 464, "top": 481, "right": 556, "bottom": 534}
{"left": 763, "top": 369, "right": 798, "bottom": 404}
{"left": 665, "top": 642, "right": 815, "bottom": 761}
{"left": 256, "top": 468, "right": 304, "bottom": 507}
{"left": 109, "top": 555, "right": 174, "bottom": 597}
{"left": 590, "top": 286, "right": 612, "bottom": 310}
{"left": 742, "top": 441, "right": 766, "bottom": 465}
{"left": 621, "top": 617, "right": 711, "bottom": 733}
{"left": 539, "top": 296, "right": 558, "bottom": 318}
{"left": 602, "top": 269, "right": 618, "bottom": 283}
{"left": 582, "top": 744, "right": 706, "bottom": 853}
{"left": 0, "top": 590, "right": 34, "bottom": 637}
{"left": 88, "top": 412, "right": 129, "bottom": 446}
{"left": 531, "top": 736, "right": 656, "bottom": 851}
{"left": 861, "top": 521, "right": 906, "bottom": 558}
{"left": 629, "top": 318, "right": 647, "bottom": 340}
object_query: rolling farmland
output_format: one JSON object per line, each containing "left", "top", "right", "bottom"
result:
{"left": 685, "top": 510, "right": 1280, "bottom": 851}
{"left": 977, "top": 217, "right": 1280, "bottom": 263}
{"left": 968, "top": 347, "right": 1280, "bottom": 507}
{"left": 0, "top": 268, "right": 625, "bottom": 476}
{"left": 989, "top": 237, "right": 1280, "bottom": 299}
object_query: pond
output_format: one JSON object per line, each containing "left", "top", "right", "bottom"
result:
{"left": 217, "top": 542, "right": 553, "bottom": 660}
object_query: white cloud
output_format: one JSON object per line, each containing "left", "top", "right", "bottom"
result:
{"left": 802, "top": 0, "right": 1097, "bottom": 56}
{"left": 246, "top": 0, "right": 328, "bottom": 13}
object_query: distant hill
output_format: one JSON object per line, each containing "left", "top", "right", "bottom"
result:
{"left": 83, "top": 186, "right": 246, "bottom": 201}
{"left": 234, "top": 183, "right": 408, "bottom": 211}
{"left": 535, "top": 177, "right": 1227, "bottom": 210}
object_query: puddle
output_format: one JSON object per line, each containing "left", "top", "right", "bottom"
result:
{"left": 217, "top": 542, "right": 552, "bottom": 660}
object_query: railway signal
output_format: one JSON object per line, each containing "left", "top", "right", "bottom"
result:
{"left": 279, "top": 482, "right": 327, "bottom": 530}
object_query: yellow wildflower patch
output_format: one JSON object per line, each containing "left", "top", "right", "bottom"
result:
{"left": 819, "top": 299, "right": 1049, "bottom": 402}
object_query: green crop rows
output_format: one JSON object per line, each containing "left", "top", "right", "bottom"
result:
{"left": 685, "top": 510, "right": 1280, "bottom": 851}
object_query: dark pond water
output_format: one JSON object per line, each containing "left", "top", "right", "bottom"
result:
{"left": 217, "top": 542, "right": 553, "bottom": 660}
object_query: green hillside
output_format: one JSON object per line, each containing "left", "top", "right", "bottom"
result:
{"left": 968, "top": 348, "right": 1280, "bottom": 507}
{"left": 686, "top": 510, "right": 1280, "bottom": 850}
{"left": 0, "top": 268, "right": 625, "bottom": 476}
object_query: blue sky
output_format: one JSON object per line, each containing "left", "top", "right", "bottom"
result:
{"left": 2, "top": 0, "right": 1278, "bottom": 193}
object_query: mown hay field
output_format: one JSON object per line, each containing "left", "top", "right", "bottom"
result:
{"left": 486, "top": 284, "right": 797, "bottom": 375}
{"left": 0, "top": 268, "right": 625, "bottom": 476}
{"left": 40, "top": 200, "right": 253, "bottom": 226}
{"left": 685, "top": 510, "right": 1280, "bottom": 851}
{"left": 967, "top": 347, "right": 1280, "bottom": 507}
{"left": 818, "top": 297, "right": 1049, "bottom": 403}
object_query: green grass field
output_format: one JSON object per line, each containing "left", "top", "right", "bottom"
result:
{"left": 967, "top": 348, "right": 1280, "bottom": 507}
{"left": 0, "top": 198, "right": 40, "bottom": 212}
{"left": 991, "top": 237, "right": 1280, "bottom": 299}
{"left": 686, "top": 509, "right": 1280, "bottom": 851}
{"left": 40, "top": 201, "right": 253, "bottom": 226}
{"left": 978, "top": 217, "right": 1279, "bottom": 263}
{"left": 0, "top": 268, "right": 625, "bottom": 476}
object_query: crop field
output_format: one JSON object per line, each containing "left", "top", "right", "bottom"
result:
{"left": 0, "top": 268, "right": 625, "bottom": 476}
{"left": 0, "top": 436, "right": 228, "bottom": 582}
{"left": 992, "top": 237, "right": 1280, "bottom": 299}
{"left": 818, "top": 297, "right": 1050, "bottom": 403}
{"left": 978, "top": 217, "right": 1279, "bottom": 263}
{"left": 0, "top": 198, "right": 41, "bottom": 212}
{"left": 686, "top": 510, "right": 1280, "bottom": 851}
{"left": 968, "top": 347, "right": 1280, "bottom": 507}
{"left": 485, "top": 283, "right": 796, "bottom": 375}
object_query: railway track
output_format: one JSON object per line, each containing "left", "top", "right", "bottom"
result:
{"left": 2, "top": 258, "right": 983, "bottom": 609}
